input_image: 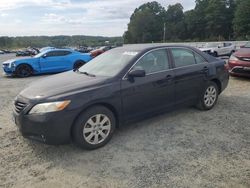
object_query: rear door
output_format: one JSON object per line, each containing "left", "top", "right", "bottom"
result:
{"left": 39, "top": 50, "right": 71, "bottom": 73}
{"left": 121, "top": 48, "right": 175, "bottom": 120}
{"left": 169, "top": 48, "right": 209, "bottom": 106}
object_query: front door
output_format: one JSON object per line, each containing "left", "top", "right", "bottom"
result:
{"left": 39, "top": 51, "right": 69, "bottom": 73}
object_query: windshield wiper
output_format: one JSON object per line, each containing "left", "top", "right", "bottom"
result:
{"left": 77, "top": 70, "right": 96, "bottom": 77}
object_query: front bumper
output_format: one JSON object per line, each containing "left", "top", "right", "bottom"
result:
{"left": 228, "top": 60, "right": 250, "bottom": 77}
{"left": 2, "top": 64, "right": 15, "bottom": 75}
{"left": 13, "top": 98, "right": 78, "bottom": 145}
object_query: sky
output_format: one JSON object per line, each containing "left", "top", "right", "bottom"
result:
{"left": 0, "top": 0, "right": 195, "bottom": 37}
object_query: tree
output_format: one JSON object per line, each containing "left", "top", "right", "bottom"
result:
{"left": 124, "top": 1, "right": 166, "bottom": 43}
{"left": 164, "top": 3, "right": 185, "bottom": 40}
{"left": 233, "top": 0, "right": 250, "bottom": 39}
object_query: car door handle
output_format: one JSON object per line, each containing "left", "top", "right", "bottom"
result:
{"left": 155, "top": 75, "right": 173, "bottom": 86}
{"left": 165, "top": 75, "right": 173, "bottom": 80}
{"left": 201, "top": 66, "right": 209, "bottom": 73}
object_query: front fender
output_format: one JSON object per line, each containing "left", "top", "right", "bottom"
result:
{"left": 15, "top": 58, "right": 40, "bottom": 73}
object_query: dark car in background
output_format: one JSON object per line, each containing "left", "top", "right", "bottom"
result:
{"left": 13, "top": 44, "right": 229, "bottom": 149}
{"left": 16, "top": 47, "right": 39, "bottom": 57}
{"left": 228, "top": 48, "right": 250, "bottom": 77}
{"left": 75, "top": 46, "right": 93, "bottom": 53}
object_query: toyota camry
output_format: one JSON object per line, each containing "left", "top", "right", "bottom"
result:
{"left": 13, "top": 44, "right": 229, "bottom": 149}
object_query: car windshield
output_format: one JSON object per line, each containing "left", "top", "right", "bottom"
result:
{"left": 204, "top": 43, "right": 220, "bottom": 48}
{"left": 34, "top": 51, "right": 47, "bottom": 58}
{"left": 78, "top": 49, "right": 138, "bottom": 77}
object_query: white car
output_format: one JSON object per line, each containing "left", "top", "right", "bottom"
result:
{"left": 0, "top": 50, "right": 4, "bottom": 54}
{"left": 199, "top": 42, "right": 236, "bottom": 57}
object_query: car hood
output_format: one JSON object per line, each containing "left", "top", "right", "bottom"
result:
{"left": 2, "top": 59, "right": 16, "bottom": 65}
{"left": 2, "top": 57, "right": 34, "bottom": 65}
{"left": 234, "top": 48, "right": 250, "bottom": 58}
{"left": 19, "top": 71, "right": 110, "bottom": 100}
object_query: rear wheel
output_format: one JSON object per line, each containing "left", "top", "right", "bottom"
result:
{"left": 73, "top": 60, "right": 86, "bottom": 70}
{"left": 196, "top": 81, "right": 219, "bottom": 110}
{"left": 72, "top": 106, "right": 116, "bottom": 150}
{"left": 15, "top": 64, "right": 33, "bottom": 77}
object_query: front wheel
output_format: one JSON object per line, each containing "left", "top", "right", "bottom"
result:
{"left": 72, "top": 106, "right": 116, "bottom": 150}
{"left": 15, "top": 64, "right": 33, "bottom": 77}
{"left": 213, "top": 51, "right": 218, "bottom": 57}
{"left": 196, "top": 82, "right": 219, "bottom": 110}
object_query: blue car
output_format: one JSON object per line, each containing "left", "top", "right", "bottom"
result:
{"left": 2, "top": 49, "right": 93, "bottom": 77}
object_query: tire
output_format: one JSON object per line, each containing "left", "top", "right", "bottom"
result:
{"left": 72, "top": 105, "right": 116, "bottom": 150}
{"left": 15, "top": 64, "right": 33, "bottom": 77}
{"left": 73, "top": 60, "right": 86, "bottom": 70}
{"left": 213, "top": 51, "right": 218, "bottom": 57}
{"left": 196, "top": 81, "right": 219, "bottom": 111}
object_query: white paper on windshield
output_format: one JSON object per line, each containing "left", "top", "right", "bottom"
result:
{"left": 123, "top": 52, "right": 138, "bottom": 56}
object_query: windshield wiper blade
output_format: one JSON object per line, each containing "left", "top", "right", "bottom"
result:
{"left": 78, "top": 71, "right": 96, "bottom": 77}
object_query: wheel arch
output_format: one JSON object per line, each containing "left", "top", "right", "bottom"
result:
{"left": 70, "top": 102, "right": 120, "bottom": 139}
{"left": 15, "top": 63, "right": 34, "bottom": 72}
{"left": 74, "top": 59, "right": 86, "bottom": 64}
{"left": 210, "top": 78, "right": 222, "bottom": 94}
{"left": 73, "top": 59, "right": 86, "bottom": 69}
{"left": 16, "top": 63, "right": 34, "bottom": 70}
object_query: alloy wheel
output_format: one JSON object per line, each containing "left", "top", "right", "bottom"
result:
{"left": 204, "top": 86, "right": 217, "bottom": 107}
{"left": 83, "top": 114, "right": 111, "bottom": 145}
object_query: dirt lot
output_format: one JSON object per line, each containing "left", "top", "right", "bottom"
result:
{"left": 0, "top": 54, "right": 249, "bottom": 188}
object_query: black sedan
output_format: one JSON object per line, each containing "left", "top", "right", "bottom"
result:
{"left": 13, "top": 44, "right": 229, "bottom": 149}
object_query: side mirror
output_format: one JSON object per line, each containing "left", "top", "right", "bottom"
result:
{"left": 42, "top": 54, "right": 47, "bottom": 58}
{"left": 128, "top": 69, "right": 146, "bottom": 78}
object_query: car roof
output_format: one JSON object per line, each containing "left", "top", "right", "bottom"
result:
{"left": 114, "top": 44, "right": 197, "bottom": 52}
{"left": 112, "top": 43, "right": 217, "bottom": 63}
{"left": 43, "top": 48, "right": 75, "bottom": 53}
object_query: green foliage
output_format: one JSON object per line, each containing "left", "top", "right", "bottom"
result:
{"left": 233, "top": 0, "right": 250, "bottom": 39}
{"left": 0, "top": 35, "right": 123, "bottom": 49}
{"left": 124, "top": 1, "right": 166, "bottom": 43}
{"left": 124, "top": 0, "right": 247, "bottom": 43}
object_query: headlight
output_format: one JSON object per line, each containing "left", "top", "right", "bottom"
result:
{"left": 9, "top": 62, "right": 16, "bottom": 68}
{"left": 229, "top": 55, "right": 238, "bottom": 61}
{"left": 29, "top": 100, "right": 71, "bottom": 114}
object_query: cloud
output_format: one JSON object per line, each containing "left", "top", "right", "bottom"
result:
{"left": 0, "top": 0, "right": 196, "bottom": 36}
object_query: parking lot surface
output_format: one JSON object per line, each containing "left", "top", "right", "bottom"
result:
{"left": 0, "top": 54, "right": 249, "bottom": 188}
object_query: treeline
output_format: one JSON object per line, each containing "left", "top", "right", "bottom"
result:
{"left": 0, "top": 35, "right": 123, "bottom": 49}
{"left": 123, "top": 0, "right": 250, "bottom": 43}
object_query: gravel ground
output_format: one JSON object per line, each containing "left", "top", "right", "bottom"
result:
{"left": 0, "top": 54, "right": 249, "bottom": 188}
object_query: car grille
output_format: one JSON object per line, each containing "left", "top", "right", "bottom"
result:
{"left": 238, "top": 57, "right": 250, "bottom": 62}
{"left": 14, "top": 101, "right": 28, "bottom": 114}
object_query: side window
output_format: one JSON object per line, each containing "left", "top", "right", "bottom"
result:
{"left": 194, "top": 52, "right": 206, "bottom": 64}
{"left": 133, "top": 49, "right": 169, "bottom": 74}
{"left": 171, "top": 48, "right": 196, "bottom": 68}
{"left": 46, "top": 51, "right": 56, "bottom": 57}
{"left": 63, "top": 51, "right": 72, "bottom": 56}
{"left": 46, "top": 51, "right": 71, "bottom": 57}
{"left": 54, "top": 51, "right": 65, "bottom": 56}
